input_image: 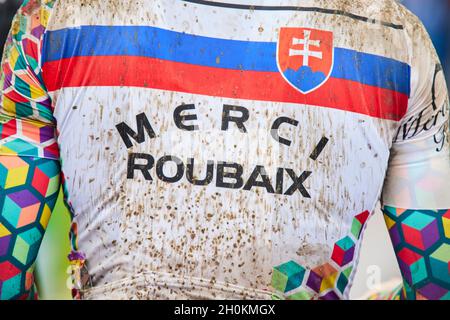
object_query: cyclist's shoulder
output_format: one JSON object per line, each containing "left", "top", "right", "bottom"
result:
{"left": 336, "top": 0, "right": 422, "bottom": 31}
{"left": 9, "top": 0, "right": 57, "bottom": 32}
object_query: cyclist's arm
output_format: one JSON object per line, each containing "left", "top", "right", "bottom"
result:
{"left": 380, "top": 17, "right": 450, "bottom": 300}
{"left": 0, "top": 0, "right": 61, "bottom": 300}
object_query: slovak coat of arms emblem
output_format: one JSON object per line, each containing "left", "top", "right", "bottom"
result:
{"left": 277, "top": 28, "right": 334, "bottom": 94}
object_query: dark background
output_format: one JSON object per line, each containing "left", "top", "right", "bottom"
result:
{"left": 0, "top": 0, "right": 21, "bottom": 56}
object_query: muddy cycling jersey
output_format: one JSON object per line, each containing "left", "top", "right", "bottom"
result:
{"left": 0, "top": 0, "right": 449, "bottom": 299}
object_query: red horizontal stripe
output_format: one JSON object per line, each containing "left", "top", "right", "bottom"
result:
{"left": 42, "top": 56, "right": 408, "bottom": 121}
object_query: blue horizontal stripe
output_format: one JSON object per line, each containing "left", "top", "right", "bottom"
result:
{"left": 43, "top": 25, "right": 410, "bottom": 95}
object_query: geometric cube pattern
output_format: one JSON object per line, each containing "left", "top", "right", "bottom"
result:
{"left": 0, "top": 156, "right": 60, "bottom": 300}
{"left": 383, "top": 206, "right": 450, "bottom": 300}
{"left": 0, "top": 261, "right": 21, "bottom": 300}
{"left": 272, "top": 206, "right": 449, "bottom": 300}
{"left": 429, "top": 243, "right": 450, "bottom": 286}
{"left": 0, "top": 0, "right": 58, "bottom": 161}
{"left": 351, "top": 210, "right": 370, "bottom": 240}
{"left": 271, "top": 210, "right": 370, "bottom": 300}
{"left": 401, "top": 212, "right": 439, "bottom": 251}
{"left": 396, "top": 247, "right": 428, "bottom": 286}
{"left": 0, "top": 0, "right": 59, "bottom": 301}
{"left": 331, "top": 236, "right": 355, "bottom": 267}
{"left": 306, "top": 263, "right": 339, "bottom": 294}
{"left": 0, "top": 157, "right": 29, "bottom": 189}
{"left": 272, "top": 260, "right": 306, "bottom": 293}
{"left": 2, "top": 190, "right": 41, "bottom": 229}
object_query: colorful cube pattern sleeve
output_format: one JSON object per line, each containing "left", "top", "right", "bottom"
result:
{"left": 0, "top": 0, "right": 61, "bottom": 300}
{"left": 381, "top": 16, "right": 450, "bottom": 300}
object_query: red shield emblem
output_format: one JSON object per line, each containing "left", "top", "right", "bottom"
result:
{"left": 277, "top": 28, "right": 334, "bottom": 94}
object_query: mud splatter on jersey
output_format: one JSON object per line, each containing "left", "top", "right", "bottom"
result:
{"left": 1, "top": 0, "right": 449, "bottom": 299}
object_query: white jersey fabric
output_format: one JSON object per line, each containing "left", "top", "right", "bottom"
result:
{"left": 1, "top": 0, "right": 449, "bottom": 300}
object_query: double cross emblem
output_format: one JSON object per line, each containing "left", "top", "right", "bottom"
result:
{"left": 277, "top": 27, "right": 334, "bottom": 94}
{"left": 288, "top": 30, "right": 323, "bottom": 67}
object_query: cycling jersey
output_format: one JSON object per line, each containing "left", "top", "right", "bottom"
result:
{"left": 1, "top": 0, "right": 449, "bottom": 300}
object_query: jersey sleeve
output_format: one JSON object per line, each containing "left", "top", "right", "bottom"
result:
{"left": 381, "top": 17, "right": 450, "bottom": 210}
{"left": 0, "top": 0, "right": 61, "bottom": 300}
{"left": 379, "top": 10, "right": 450, "bottom": 301}
{"left": 0, "top": 0, "right": 59, "bottom": 160}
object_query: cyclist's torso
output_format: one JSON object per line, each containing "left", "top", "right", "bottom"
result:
{"left": 43, "top": 0, "right": 415, "bottom": 299}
